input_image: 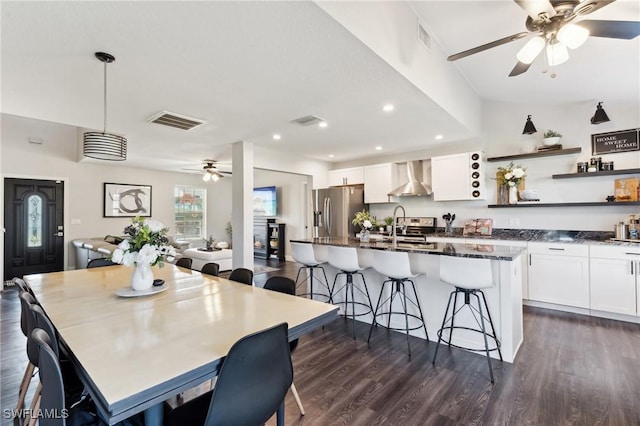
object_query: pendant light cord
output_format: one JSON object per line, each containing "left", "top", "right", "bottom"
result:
{"left": 103, "top": 60, "right": 108, "bottom": 134}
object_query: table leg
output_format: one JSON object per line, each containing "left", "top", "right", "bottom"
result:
{"left": 144, "top": 403, "right": 163, "bottom": 426}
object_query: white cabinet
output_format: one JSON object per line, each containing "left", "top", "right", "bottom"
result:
{"left": 431, "top": 152, "right": 485, "bottom": 201}
{"left": 527, "top": 242, "right": 589, "bottom": 308}
{"left": 590, "top": 245, "right": 640, "bottom": 316}
{"left": 328, "top": 167, "right": 364, "bottom": 186}
{"left": 364, "top": 163, "right": 397, "bottom": 203}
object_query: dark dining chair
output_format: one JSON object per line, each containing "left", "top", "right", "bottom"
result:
{"left": 263, "top": 276, "right": 305, "bottom": 415}
{"left": 176, "top": 257, "right": 193, "bottom": 269}
{"left": 228, "top": 268, "right": 253, "bottom": 285}
{"left": 16, "top": 291, "right": 38, "bottom": 415}
{"left": 31, "top": 328, "right": 65, "bottom": 426}
{"left": 87, "top": 258, "right": 116, "bottom": 268}
{"left": 201, "top": 262, "right": 220, "bottom": 277}
{"left": 163, "top": 323, "right": 293, "bottom": 426}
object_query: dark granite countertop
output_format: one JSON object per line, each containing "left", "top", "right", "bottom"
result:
{"left": 367, "top": 228, "right": 639, "bottom": 246}
{"left": 291, "top": 238, "right": 526, "bottom": 261}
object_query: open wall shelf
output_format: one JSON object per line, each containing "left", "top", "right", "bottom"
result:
{"left": 552, "top": 168, "right": 640, "bottom": 179}
{"left": 486, "top": 147, "right": 582, "bottom": 162}
{"left": 488, "top": 201, "right": 640, "bottom": 208}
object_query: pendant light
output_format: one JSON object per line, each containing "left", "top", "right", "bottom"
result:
{"left": 83, "top": 52, "right": 127, "bottom": 161}
{"left": 522, "top": 115, "right": 537, "bottom": 134}
{"left": 591, "top": 102, "right": 610, "bottom": 125}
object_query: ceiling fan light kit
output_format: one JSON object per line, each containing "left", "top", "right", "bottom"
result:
{"left": 591, "top": 102, "right": 610, "bottom": 125}
{"left": 546, "top": 41, "right": 570, "bottom": 66}
{"left": 83, "top": 52, "right": 127, "bottom": 161}
{"left": 446, "top": 0, "right": 640, "bottom": 77}
{"left": 517, "top": 37, "right": 546, "bottom": 64}
{"left": 556, "top": 23, "right": 590, "bottom": 49}
{"left": 522, "top": 115, "right": 538, "bottom": 134}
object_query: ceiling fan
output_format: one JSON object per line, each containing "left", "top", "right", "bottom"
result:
{"left": 447, "top": 0, "right": 640, "bottom": 76}
{"left": 181, "top": 160, "right": 232, "bottom": 182}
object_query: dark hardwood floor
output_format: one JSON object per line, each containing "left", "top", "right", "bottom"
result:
{"left": 3, "top": 259, "right": 640, "bottom": 425}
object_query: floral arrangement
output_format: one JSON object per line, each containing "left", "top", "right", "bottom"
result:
{"left": 110, "top": 216, "right": 176, "bottom": 267}
{"left": 497, "top": 162, "right": 526, "bottom": 187}
{"left": 352, "top": 210, "right": 375, "bottom": 230}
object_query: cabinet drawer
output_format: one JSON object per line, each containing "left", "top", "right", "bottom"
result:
{"left": 590, "top": 244, "right": 640, "bottom": 259}
{"left": 528, "top": 242, "right": 588, "bottom": 257}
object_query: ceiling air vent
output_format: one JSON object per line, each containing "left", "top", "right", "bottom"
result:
{"left": 417, "top": 21, "right": 431, "bottom": 51}
{"left": 147, "top": 111, "right": 206, "bottom": 131}
{"left": 291, "top": 115, "right": 324, "bottom": 126}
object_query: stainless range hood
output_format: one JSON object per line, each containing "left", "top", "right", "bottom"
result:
{"left": 388, "top": 160, "right": 432, "bottom": 197}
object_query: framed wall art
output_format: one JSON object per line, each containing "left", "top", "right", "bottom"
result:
{"left": 103, "top": 183, "right": 152, "bottom": 217}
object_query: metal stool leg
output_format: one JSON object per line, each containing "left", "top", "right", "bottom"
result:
{"left": 400, "top": 280, "right": 412, "bottom": 357}
{"left": 449, "top": 290, "right": 459, "bottom": 348}
{"left": 475, "top": 291, "right": 495, "bottom": 384}
{"left": 318, "top": 266, "right": 332, "bottom": 303}
{"left": 367, "top": 281, "right": 387, "bottom": 343}
{"left": 480, "top": 290, "right": 503, "bottom": 361}
{"left": 407, "top": 279, "right": 429, "bottom": 341}
{"left": 432, "top": 290, "right": 456, "bottom": 365}
{"left": 348, "top": 273, "right": 357, "bottom": 339}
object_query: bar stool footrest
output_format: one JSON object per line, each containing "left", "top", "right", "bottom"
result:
{"left": 372, "top": 312, "right": 426, "bottom": 332}
{"left": 436, "top": 326, "right": 501, "bottom": 353}
{"left": 297, "top": 292, "right": 332, "bottom": 302}
{"left": 339, "top": 301, "right": 373, "bottom": 318}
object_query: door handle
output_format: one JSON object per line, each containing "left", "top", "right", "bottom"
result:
{"left": 53, "top": 232, "right": 63, "bottom": 237}
{"left": 548, "top": 248, "right": 565, "bottom": 251}
{"left": 631, "top": 261, "right": 634, "bottom": 276}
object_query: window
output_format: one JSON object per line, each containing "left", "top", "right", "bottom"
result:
{"left": 174, "top": 186, "right": 206, "bottom": 240}
{"left": 27, "top": 194, "right": 43, "bottom": 247}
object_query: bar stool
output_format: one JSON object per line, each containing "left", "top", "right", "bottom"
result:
{"left": 328, "top": 246, "right": 374, "bottom": 339}
{"left": 367, "top": 250, "right": 428, "bottom": 358}
{"left": 432, "top": 256, "right": 502, "bottom": 383}
{"left": 291, "top": 242, "right": 332, "bottom": 302}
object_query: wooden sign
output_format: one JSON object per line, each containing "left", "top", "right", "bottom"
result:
{"left": 592, "top": 128, "right": 640, "bottom": 155}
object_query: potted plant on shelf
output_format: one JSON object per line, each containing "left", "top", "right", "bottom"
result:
{"left": 543, "top": 130, "right": 562, "bottom": 146}
{"left": 384, "top": 216, "right": 394, "bottom": 234}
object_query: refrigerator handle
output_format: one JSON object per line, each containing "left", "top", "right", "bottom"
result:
{"left": 324, "top": 197, "right": 331, "bottom": 236}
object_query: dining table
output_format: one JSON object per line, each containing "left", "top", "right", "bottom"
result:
{"left": 24, "top": 264, "right": 339, "bottom": 425}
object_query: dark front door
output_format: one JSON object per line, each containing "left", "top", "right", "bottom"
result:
{"left": 4, "top": 178, "right": 65, "bottom": 280}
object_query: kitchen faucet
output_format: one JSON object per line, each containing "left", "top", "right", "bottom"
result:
{"left": 391, "top": 205, "right": 406, "bottom": 249}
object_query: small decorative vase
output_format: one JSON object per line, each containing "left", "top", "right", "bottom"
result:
{"left": 444, "top": 223, "right": 453, "bottom": 236}
{"left": 131, "top": 263, "right": 154, "bottom": 291}
{"left": 508, "top": 185, "right": 518, "bottom": 204}
{"left": 360, "top": 229, "right": 370, "bottom": 242}
{"left": 499, "top": 185, "right": 509, "bottom": 205}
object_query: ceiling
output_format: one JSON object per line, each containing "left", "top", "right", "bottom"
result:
{"left": 1, "top": 1, "right": 638, "bottom": 173}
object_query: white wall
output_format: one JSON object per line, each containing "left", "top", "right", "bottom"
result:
{"left": 365, "top": 100, "right": 640, "bottom": 232}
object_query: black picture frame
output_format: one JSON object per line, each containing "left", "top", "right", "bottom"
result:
{"left": 103, "top": 183, "right": 152, "bottom": 217}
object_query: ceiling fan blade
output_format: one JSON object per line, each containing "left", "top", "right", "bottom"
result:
{"left": 578, "top": 20, "right": 640, "bottom": 39}
{"left": 509, "top": 61, "right": 532, "bottom": 77}
{"left": 514, "top": 0, "right": 556, "bottom": 20}
{"left": 447, "top": 32, "right": 531, "bottom": 61}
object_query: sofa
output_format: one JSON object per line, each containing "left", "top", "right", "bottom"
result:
{"left": 72, "top": 236, "right": 190, "bottom": 269}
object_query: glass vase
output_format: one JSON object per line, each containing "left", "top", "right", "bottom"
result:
{"left": 359, "top": 229, "right": 370, "bottom": 242}
{"left": 498, "top": 185, "right": 509, "bottom": 205}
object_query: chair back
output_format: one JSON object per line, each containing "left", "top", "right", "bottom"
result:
{"left": 176, "top": 257, "right": 193, "bottom": 269}
{"left": 264, "top": 277, "right": 299, "bottom": 353}
{"left": 291, "top": 242, "right": 318, "bottom": 266}
{"left": 373, "top": 250, "right": 415, "bottom": 279}
{"left": 87, "top": 258, "right": 116, "bottom": 268}
{"left": 328, "top": 246, "right": 361, "bottom": 272}
{"left": 20, "top": 292, "right": 40, "bottom": 366}
{"left": 439, "top": 256, "right": 494, "bottom": 290}
{"left": 32, "top": 328, "right": 66, "bottom": 426}
{"left": 31, "top": 304, "right": 60, "bottom": 359}
{"left": 204, "top": 323, "right": 293, "bottom": 426}
{"left": 201, "top": 262, "right": 220, "bottom": 277}
{"left": 228, "top": 268, "right": 253, "bottom": 285}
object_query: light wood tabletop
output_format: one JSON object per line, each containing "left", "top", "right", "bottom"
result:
{"left": 25, "top": 264, "right": 338, "bottom": 425}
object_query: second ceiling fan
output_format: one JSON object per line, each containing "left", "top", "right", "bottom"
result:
{"left": 447, "top": 0, "right": 640, "bottom": 76}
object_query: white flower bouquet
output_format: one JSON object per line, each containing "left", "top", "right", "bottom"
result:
{"left": 110, "top": 216, "right": 176, "bottom": 267}
{"left": 497, "top": 162, "right": 526, "bottom": 187}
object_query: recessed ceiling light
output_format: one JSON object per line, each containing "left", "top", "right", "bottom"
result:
{"left": 435, "top": 134, "right": 444, "bottom": 140}
{"left": 272, "top": 134, "right": 281, "bottom": 140}
{"left": 318, "top": 121, "right": 328, "bottom": 128}
{"left": 328, "top": 154, "right": 334, "bottom": 158}
{"left": 375, "top": 146, "right": 382, "bottom": 151}
{"left": 383, "top": 104, "right": 395, "bottom": 112}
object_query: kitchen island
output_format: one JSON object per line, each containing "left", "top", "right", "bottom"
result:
{"left": 291, "top": 237, "right": 526, "bottom": 362}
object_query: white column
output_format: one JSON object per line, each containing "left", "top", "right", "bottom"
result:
{"left": 231, "top": 141, "right": 254, "bottom": 272}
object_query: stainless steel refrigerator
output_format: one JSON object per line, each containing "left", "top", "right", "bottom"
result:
{"left": 313, "top": 185, "right": 364, "bottom": 238}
